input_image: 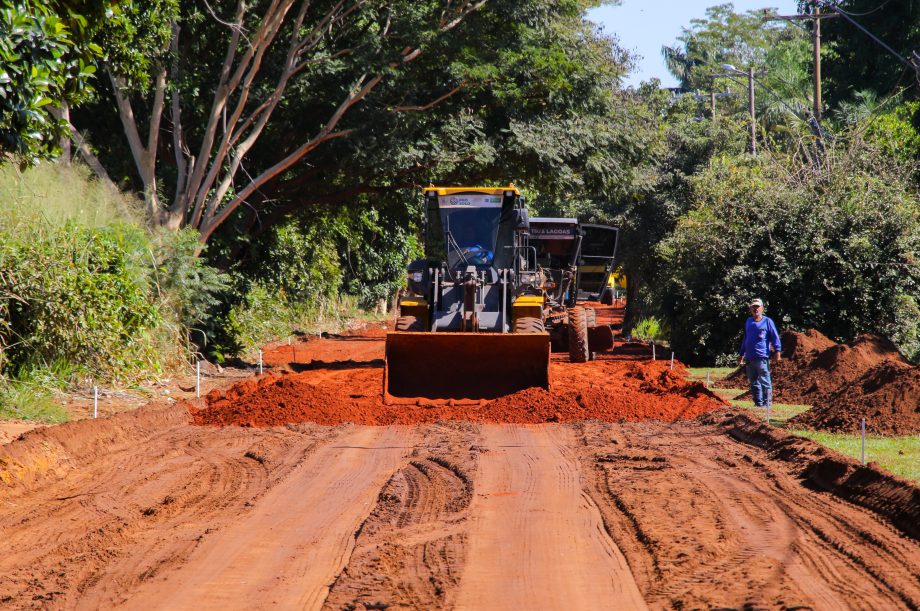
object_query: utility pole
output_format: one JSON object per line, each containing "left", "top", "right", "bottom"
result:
{"left": 764, "top": 6, "right": 838, "bottom": 122}
{"left": 748, "top": 66, "right": 756, "bottom": 155}
{"left": 813, "top": 5, "right": 822, "bottom": 122}
{"left": 693, "top": 89, "right": 732, "bottom": 120}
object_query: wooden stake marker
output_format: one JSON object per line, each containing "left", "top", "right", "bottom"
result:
{"left": 861, "top": 417, "right": 867, "bottom": 465}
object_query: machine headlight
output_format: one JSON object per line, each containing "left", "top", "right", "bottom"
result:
{"left": 410, "top": 271, "right": 424, "bottom": 283}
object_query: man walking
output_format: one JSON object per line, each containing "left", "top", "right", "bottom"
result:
{"left": 738, "top": 298, "right": 782, "bottom": 408}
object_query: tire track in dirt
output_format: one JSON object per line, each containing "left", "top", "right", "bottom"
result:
{"left": 73, "top": 425, "right": 334, "bottom": 608}
{"left": 0, "top": 408, "right": 337, "bottom": 608}
{"left": 454, "top": 424, "right": 647, "bottom": 610}
{"left": 108, "top": 424, "right": 416, "bottom": 610}
{"left": 323, "top": 421, "right": 479, "bottom": 610}
{"left": 575, "top": 420, "right": 920, "bottom": 610}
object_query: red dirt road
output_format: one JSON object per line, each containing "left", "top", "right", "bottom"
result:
{"left": 1, "top": 308, "right": 919, "bottom": 610}
{"left": 119, "top": 426, "right": 418, "bottom": 610}
{"left": 454, "top": 425, "right": 646, "bottom": 610}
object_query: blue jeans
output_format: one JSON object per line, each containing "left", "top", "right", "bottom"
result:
{"left": 745, "top": 358, "right": 772, "bottom": 407}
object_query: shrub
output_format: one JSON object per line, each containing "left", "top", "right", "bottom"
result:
{"left": 631, "top": 316, "right": 668, "bottom": 343}
{"left": 151, "top": 228, "right": 230, "bottom": 353}
{"left": 1, "top": 221, "right": 165, "bottom": 380}
{"left": 0, "top": 162, "right": 214, "bottom": 385}
{"left": 224, "top": 283, "right": 369, "bottom": 355}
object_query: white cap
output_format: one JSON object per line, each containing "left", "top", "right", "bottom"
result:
{"left": 749, "top": 298, "right": 764, "bottom": 307}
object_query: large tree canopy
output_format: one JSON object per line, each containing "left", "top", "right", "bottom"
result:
{"left": 661, "top": 4, "right": 794, "bottom": 93}
{"left": 70, "top": 0, "right": 651, "bottom": 248}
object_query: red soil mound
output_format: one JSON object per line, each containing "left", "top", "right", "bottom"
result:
{"left": 190, "top": 358, "right": 726, "bottom": 427}
{"left": 784, "top": 328, "right": 837, "bottom": 362}
{"left": 723, "top": 329, "right": 837, "bottom": 394}
{"left": 790, "top": 360, "right": 920, "bottom": 435}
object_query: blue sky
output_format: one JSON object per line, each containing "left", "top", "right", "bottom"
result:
{"left": 587, "top": 1, "right": 800, "bottom": 88}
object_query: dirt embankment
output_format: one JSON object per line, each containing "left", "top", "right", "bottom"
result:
{"left": 726, "top": 329, "right": 920, "bottom": 434}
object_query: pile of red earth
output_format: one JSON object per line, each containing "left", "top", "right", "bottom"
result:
{"left": 190, "top": 359, "right": 726, "bottom": 427}
{"left": 725, "top": 330, "right": 920, "bottom": 435}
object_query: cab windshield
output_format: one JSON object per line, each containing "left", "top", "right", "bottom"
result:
{"left": 441, "top": 207, "right": 501, "bottom": 269}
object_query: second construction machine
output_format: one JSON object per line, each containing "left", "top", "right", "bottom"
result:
{"left": 384, "top": 185, "right": 619, "bottom": 401}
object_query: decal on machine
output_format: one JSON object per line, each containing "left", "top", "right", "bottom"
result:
{"left": 439, "top": 194, "right": 503, "bottom": 208}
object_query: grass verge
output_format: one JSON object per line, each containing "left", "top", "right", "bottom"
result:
{"left": 707, "top": 382, "right": 920, "bottom": 484}
{"left": 789, "top": 429, "right": 920, "bottom": 482}
{"left": 0, "top": 382, "right": 70, "bottom": 423}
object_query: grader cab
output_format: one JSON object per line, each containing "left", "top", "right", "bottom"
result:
{"left": 384, "top": 186, "right": 619, "bottom": 401}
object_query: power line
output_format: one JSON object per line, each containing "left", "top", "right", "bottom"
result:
{"left": 829, "top": 0, "right": 892, "bottom": 17}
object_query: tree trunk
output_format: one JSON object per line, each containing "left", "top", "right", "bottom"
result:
{"left": 52, "top": 103, "right": 72, "bottom": 162}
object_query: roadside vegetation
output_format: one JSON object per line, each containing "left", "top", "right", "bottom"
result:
{"left": 0, "top": 164, "right": 397, "bottom": 419}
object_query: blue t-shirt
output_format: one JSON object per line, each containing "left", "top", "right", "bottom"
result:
{"left": 739, "top": 316, "right": 782, "bottom": 360}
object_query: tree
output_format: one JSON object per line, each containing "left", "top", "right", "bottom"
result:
{"left": 73, "top": 1, "right": 655, "bottom": 253}
{"left": 818, "top": 0, "right": 920, "bottom": 108}
{"left": 661, "top": 4, "right": 820, "bottom": 159}
{"left": 656, "top": 135, "right": 920, "bottom": 362}
{"left": 613, "top": 89, "right": 747, "bottom": 335}
{"left": 77, "top": 0, "right": 494, "bottom": 244}
{"left": 661, "top": 3, "right": 793, "bottom": 93}
{"left": 0, "top": 1, "right": 100, "bottom": 162}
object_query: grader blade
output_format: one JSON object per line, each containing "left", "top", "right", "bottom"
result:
{"left": 384, "top": 332, "right": 550, "bottom": 401}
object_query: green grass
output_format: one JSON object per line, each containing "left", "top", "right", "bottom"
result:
{"left": 712, "top": 388, "right": 745, "bottom": 400}
{"left": 725, "top": 392, "right": 920, "bottom": 482}
{"left": 686, "top": 367, "right": 738, "bottom": 385}
{"left": 0, "top": 162, "right": 141, "bottom": 230}
{"left": 725, "top": 398, "right": 811, "bottom": 424}
{"left": 0, "top": 382, "right": 70, "bottom": 423}
{"left": 790, "top": 430, "right": 920, "bottom": 482}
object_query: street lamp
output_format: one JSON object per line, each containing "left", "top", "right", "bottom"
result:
{"left": 711, "top": 64, "right": 767, "bottom": 155}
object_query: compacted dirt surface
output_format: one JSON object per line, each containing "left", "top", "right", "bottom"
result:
{"left": 2, "top": 305, "right": 919, "bottom": 610}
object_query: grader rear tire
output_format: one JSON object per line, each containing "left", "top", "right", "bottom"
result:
{"left": 513, "top": 316, "right": 545, "bottom": 333}
{"left": 395, "top": 315, "right": 424, "bottom": 332}
{"left": 585, "top": 308, "right": 597, "bottom": 329}
{"left": 568, "top": 307, "right": 590, "bottom": 363}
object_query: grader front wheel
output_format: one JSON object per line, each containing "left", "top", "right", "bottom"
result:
{"left": 513, "top": 316, "right": 546, "bottom": 333}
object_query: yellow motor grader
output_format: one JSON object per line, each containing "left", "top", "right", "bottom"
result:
{"left": 384, "top": 186, "right": 619, "bottom": 401}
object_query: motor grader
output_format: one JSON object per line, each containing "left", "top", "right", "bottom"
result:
{"left": 384, "top": 185, "right": 619, "bottom": 401}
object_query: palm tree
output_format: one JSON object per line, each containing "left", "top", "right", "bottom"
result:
{"left": 661, "top": 44, "right": 694, "bottom": 90}
{"left": 833, "top": 90, "right": 884, "bottom": 125}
